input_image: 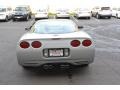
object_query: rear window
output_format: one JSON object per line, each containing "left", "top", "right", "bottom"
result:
{"left": 32, "top": 21, "right": 76, "bottom": 34}
{"left": 0, "top": 8, "right": 6, "bottom": 12}
{"left": 101, "top": 7, "right": 110, "bottom": 10}
{"left": 15, "top": 7, "right": 27, "bottom": 11}
{"left": 118, "top": 8, "right": 120, "bottom": 11}
{"left": 38, "top": 9, "right": 47, "bottom": 12}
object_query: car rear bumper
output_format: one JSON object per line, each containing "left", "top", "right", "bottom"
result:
{"left": 77, "top": 13, "right": 91, "bottom": 17}
{"left": 117, "top": 13, "right": 120, "bottom": 18}
{"left": 17, "top": 47, "right": 95, "bottom": 67}
{"left": 35, "top": 14, "right": 48, "bottom": 19}
{"left": 99, "top": 14, "right": 112, "bottom": 17}
{"left": 0, "top": 15, "right": 6, "bottom": 20}
{"left": 56, "top": 14, "right": 70, "bottom": 18}
{"left": 18, "top": 57, "right": 94, "bottom": 67}
{"left": 13, "top": 15, "right": 27, "bottom": 19}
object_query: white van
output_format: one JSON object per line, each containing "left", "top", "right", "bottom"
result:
{"left": 0, "top": 6, "right": 13, "bottom": 21}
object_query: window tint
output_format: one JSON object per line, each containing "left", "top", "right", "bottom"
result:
{"left": 7, "top": 8, "right": 12, "bottom": 11}
{"left": 32, "top": 21, "right": 76, "bottom": 34}
{"left": 15, "top": 7, "right": 27, "bottom": 11}
{"left": 101, "top": 7, "right": 110, "bottom": 10}
{"left": 0, "top": 8, "right": 6, "bottom": 12}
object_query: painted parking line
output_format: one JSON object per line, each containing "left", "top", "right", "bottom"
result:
{"left": 92, "top": 17, "right": 100, "bottom": 22}
{"left": 70, "top": 16, "right": 80, "bottom": 25}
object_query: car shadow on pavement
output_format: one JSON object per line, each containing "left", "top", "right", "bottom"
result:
{"left": 21, "top": 65, "right": 90, "bottom": 79}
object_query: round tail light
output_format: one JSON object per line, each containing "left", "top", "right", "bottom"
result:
{"left": 82, "top": 39, "right": 92, "bottom": 47}
{"left": 71, "top": 40, "right": 80, "bottom": 47}
{"left": 31, "top": 41, "right": 42, "bottom": 48}
{"left": 20, "top": 41, "right": 30, "bottom": 49}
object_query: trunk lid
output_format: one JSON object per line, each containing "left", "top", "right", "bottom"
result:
{"left": 20, "top": 31, "right": 91, "bottom": 41}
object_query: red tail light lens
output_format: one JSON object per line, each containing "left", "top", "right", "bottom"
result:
{"left": 31, "top": 41, "right": 41, "bottom": 48}
{"left": 82, "top": 39, "right": 92, "bottom": 47}
{"left": 20, "top": 41, "right": 30, "bottom": 49}
{"left": 71, "top": 40, "right": 80, "bottom": 47}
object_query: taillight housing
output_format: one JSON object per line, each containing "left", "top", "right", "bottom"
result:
{"left": 31, "top": 41, "right": 42, "bottom": 48}
{"left": 20, "top": 41, "right": 30, "bottom": 49}
{"left": 71, "top": 40, "right": 80, "bottom": 47}
{"left": 82, "top": 39, "right": 92, "bottom": 47}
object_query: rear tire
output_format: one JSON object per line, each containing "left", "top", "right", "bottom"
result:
{"left": 116, "top": 14, "right": 119, "bottom": 19}
{"left": 22, "top": 66, "right": 33, "bottom": 70}
{"left": 87, "top": 17, "right": 90, "bottom": 19}
{"left": 77, "top": 17, "right": 79, "bottom": 19}
{"left": 29, "top": 15, "right": 31, "bottom": 19}
{"left": 108, "top": 16, "right": 111, "bottom": 19}
{"left": 35, "top": 18, "right": 38, "bottom": 21}
{"left": 5, "top": 16, "right": 8, "bottom": 22}
{"left": 12, "top": 19, "right": 16, "bottom": 21}
{"left": 91, "top": 14, "right": 94, "bottom": 17}
{"left": 96, "top": 14, "right": 100, "bottom": 19}
{"left": 25, "top": 16, "right": 29, "bottom": 21}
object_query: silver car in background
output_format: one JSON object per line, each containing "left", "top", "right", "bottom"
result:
{"left": 56, "top": 9, "right": 70, "bottom": 18}
{"left": 35, "top": 9, "right": 49, "bottom": 20}
{"left": 0, "top": 6, "right": 13, "bottom": 21}
{"left": 112, "top": 8, "right": 120, "bottom": 18}
{"left": 75, "top": 8, "right": 91, "bottom": 19}
{"left": 16, "top": 19, "right": 95, "bottom": 69}
{"left": 91, "top": 6, "right": 112, "bottom": 19}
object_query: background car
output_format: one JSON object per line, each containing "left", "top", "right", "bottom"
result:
{"left": 75, "top": 8, "right": 91, "bottom": 19}
{"left": 16, "top": 19, "right": 95, "bottom": 69}
{"left": 91, "top": 6, "right": 112, "bottom": 19}
{"left": 34, "top": 9, "right": 49, "bottom": 20}
{"left": 0, "top": 6, "right": 12, "bottom": 21}
{"left": 112, "top": 8, "right": 120, "bottom": 18}
{"left": 12, "top": 5, "right": 32, "bottom": 21}
{"left": 55, "top": 9, "right": 70, "bottom": 19}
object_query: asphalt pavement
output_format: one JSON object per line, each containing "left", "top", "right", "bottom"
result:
{"left": 0, "top": 17, "right": 120, "bottom": 84}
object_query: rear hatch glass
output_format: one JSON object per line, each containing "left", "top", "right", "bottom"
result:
{"left": 0, "top": 8, "right": 6, "bottom": 12}
{"left": 101, "top": 7, "right": 110, "bottom": 10}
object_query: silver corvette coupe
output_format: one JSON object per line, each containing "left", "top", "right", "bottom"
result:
{"left": 16, "top": 19, "right": 95, "bottom": 68}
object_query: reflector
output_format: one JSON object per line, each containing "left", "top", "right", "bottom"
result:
{"left": 20, "top": 41, "right": 30, "bottom": 49}
{"left": 31, "top": 41, "right": 41, "bottom": 48}
{"left": 71, "top": 40, "right": 80, "bottom": 47}
{"left": 82, "top": 39, "right": 92, "bottom": 47}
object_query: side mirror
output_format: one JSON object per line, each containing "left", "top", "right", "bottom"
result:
{"left": 25, "top": 27, "right": 30, "bottom": 31}
{"left": 78, "top": 26, "right": 84, "bottom": 29}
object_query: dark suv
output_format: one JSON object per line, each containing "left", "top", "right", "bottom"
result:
{"left": 12, "top": 6, "right": 32, "bottom": 21}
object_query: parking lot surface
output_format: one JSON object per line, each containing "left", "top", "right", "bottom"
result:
{"left": 0, "top": 17, "right": 120, "bottom": 84}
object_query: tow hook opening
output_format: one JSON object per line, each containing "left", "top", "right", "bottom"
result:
{"left": 42, "top": 63, "right": 73, "bottom": 70}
